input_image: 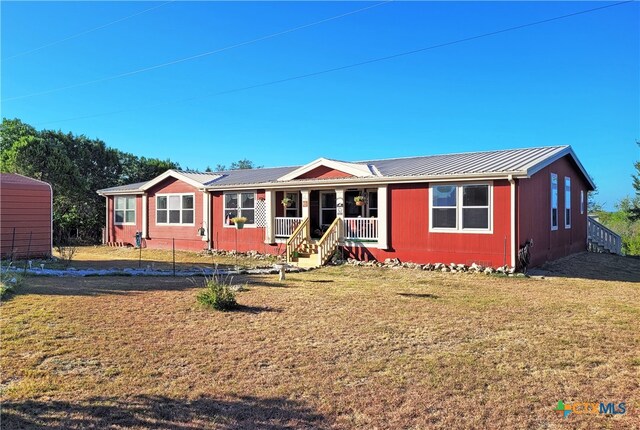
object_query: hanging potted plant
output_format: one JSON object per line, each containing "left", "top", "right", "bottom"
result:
{"left": 354, "top": 195, "right": 366, "bottom": 207}
{"left": 281, "top": 197, "right": 293, "bottom": 208}
{"left": 231, "top": 216, "right": 247, "bottom": 229}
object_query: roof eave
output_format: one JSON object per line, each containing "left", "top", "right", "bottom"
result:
{"left": 205, "top": 171, "right": 527, "bottom": 190}
{"left": 525, "top": 146, "right": 596, "bottom": 190}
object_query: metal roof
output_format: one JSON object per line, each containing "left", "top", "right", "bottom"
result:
{"left": 0, "top": 173, "right": 52, "bottom": 189}
{"left": 97, "top": 145, "right": 594, "bottom": 194}
{"left": 362, "top": 146, "right": 568, "bottom": 177}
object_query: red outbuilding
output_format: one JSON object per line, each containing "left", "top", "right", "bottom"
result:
{"left": 1, "top": 173, "right": 53, "bottom": 259}
{"left": 98, "top": 146, "right": 599, "bottom": 269}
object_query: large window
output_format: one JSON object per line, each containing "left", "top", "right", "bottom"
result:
{"left": 430, "top": 184, "right": 491, "bottom": 232}
{"left": 115, "top": 196, "right": 136, "bottom": 225}
{"left": 224, "top": 192, "right": 255, "bottom": 226}
{"left": 157, "top": 194, "right": 194, "bottom": 225}
{"left": 320, "top": 192, "right": 337, "bottom": 227}
{"left": 551, "top": 173, "right": 558, "bottom": 231}
{"left": 565, "top": 176, "right": 571, "bottom": 229}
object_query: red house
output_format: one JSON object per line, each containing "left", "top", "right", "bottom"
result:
{"left": 97, "top": 146, "right": 595, "bottom": 268}
{"left": 1, "top": 173, "right": 53, "bottom": 259}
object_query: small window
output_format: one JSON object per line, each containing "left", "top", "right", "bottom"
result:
{"left": 580, "top": 190, "right": 584, "bottom": 215}
{"left": 284, "top": 192, "right": 299, "bottom": 218}
{"left": 156, "top": 194, "right": 194, "bottom": 225}
{"left": 367, "top": 190, "right": 378, "bottom": 217}
{"left": 551, "top": 173, "right": 558, "bottom": 230}
{"left": 565, "top": 177, "right": 571, "bottom": 229}
{"left": 115, "top": 196, "right": 136, "bottom": 225}
{"left": 430, "top": 184, "right": 491, "bottom": 232}
{"left": 224, "top": 192, "right": 256, "bottom": 226}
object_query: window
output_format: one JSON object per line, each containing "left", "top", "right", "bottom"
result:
{"left": 115, "top": 196, "right": 136, "bottom": 225}
{"left": 565, "top": 176, "right": 571, "bottom": 229}
{"left": 224, "top": 192, "right": 255, "bottom": 226}
{"left": 580, "top": 190, "right": 584, "bottom": 215}
{"left": 284, "top": 192, "right": 299, "bottom": 218}
{"left": 320, "top": 192, "right": 337, "bottom": 226}
{"left": 367, "top": 190, "right": 378, "bottom": 217}
{"left": 551, "top": 173, "right": 558, "bottom": 230}
{"left": 156, "top": 194, "right": 194, "bottom": 225}
{"left": 430, "top": 183, "right": 491, "bottom": 232}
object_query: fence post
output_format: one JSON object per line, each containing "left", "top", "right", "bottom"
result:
{"left": 23, "top": 231, "right": 32, "bottom": 274}
{"left": 10, "top": 227, "right": 16, "bottom": 262}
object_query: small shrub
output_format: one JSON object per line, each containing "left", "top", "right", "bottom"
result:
{"left": 197, "top": 275, "right": 238, "bottom": 311}
{"left": 0, "top": 267, "right": 23, "bottom": 300}
{"left": 55, "top": 244, "right": 78, "bottom": 268}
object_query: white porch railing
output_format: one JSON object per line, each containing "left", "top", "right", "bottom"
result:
{"left": 275, "top": 217, "right": 303, "bottom": 238}
{"left": 343, "top": 217, "right": 378, "bottom": 241}
{"left": 588, "top": 216, "right": 622, "bottom": 255}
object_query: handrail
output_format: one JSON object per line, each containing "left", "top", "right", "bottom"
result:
{"left": 587, "top": 216, "right": 622, "bottom": 255}
{"left": 343, "top": 217, "right": 378, "bottom": 240}
{"left": 317, "top": 217, "right": 341, "bottom": 266}
{"left": 286, "top": 217, "right": 309, "bottom": 263}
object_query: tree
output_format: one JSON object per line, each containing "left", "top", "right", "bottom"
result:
{"left": 213, "top": 160, "right": 261, "bottom": 171}
{"left": 1, "top": 118, "right": 181, "bottom": 244}
{"left": 630, "top": 141, "right": 640, "bottom": 221}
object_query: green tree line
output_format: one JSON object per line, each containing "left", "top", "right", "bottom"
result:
{"left": 1, "top": 118, "right": 178, "bottom": 244}
{"left": 591, "top": 142, "right": 640, "bottom": 255}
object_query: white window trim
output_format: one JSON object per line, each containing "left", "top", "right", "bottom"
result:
{"left": 114, "top": 195, "right": 136, "bottom": 226}
{"left": 319, "top": 190, "right": 337, "bottom": 227}
{"left": 284, "top": 192, "right": 300, "bottom": 218}
{"left": 580, "top": 190, "right": 585, "bottom": 215}
{"left": 366, "top": 188, "right": 378, "bottom": 218}
{"left": 223, "top": 191, "right": 257, "bottom": 228}
{"left": 551, "top": 173, "right": 559, "bottom": 231}
{"left": 428, "top": 182, "right": 493, "bottom": 234}
{"left": 564, "top": 176, "right": 571, "bottom": 229}
{"left": 156, "top": 193, "right": 196, "bottom": 226}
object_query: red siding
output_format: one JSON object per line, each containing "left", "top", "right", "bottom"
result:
{"left": 297, "top": 166, "right": 353, "bottom": 179}
{"left": 0, "top": 176, "right": 52, "bottom": 258}
{"left": 344, "top": 181, "right": 513, "bottom": 267}
{"left": 517, "top": 155, "right": 589, "bottom": 267}
{"left": 211, "top": 190, "right": 279, "bottom": 254}
{"left": 108, "top": 178, "right": 209, "bottom": 251}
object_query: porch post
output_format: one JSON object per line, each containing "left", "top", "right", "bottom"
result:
{"left": 265, "top": 190, "right": 276, "bottom": 244}
{"left": 142, "top": 192, "right": 148, "bottom": 239}
{"left": 335, "top": 188, "right": 345, "bottom": 241}
{"left": 301, "top": 190, "right": 310, "bottom": 219}
{"left": 377, "top": 185, "right": 388, "bottom": 249}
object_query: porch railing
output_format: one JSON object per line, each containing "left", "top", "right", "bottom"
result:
{"left": 275, "top": 217, "right": 303, "bottom": 238}
{"left": 588, "top": 216, "right": 622, "bottom": 255}
{"left": 286, "top": 217, "right": 309, "bottom": 263}
{"left": 317, "top": 217, "right": 341, "bottom": 266}
{"left": 343, "top": 217, "right": 378, "bottom": 241}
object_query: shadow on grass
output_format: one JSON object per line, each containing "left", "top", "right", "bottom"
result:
{"left": 529, "top": 252, "right": 640, "bottom": 283}
{"left": 1, "top": 394, "right": 331, "bottom": 429}
{"left": 397, "top": 292, "right": 439, "bottom": 299}
{"left": 232, "top": 304, "right": 283, "bottom": 314}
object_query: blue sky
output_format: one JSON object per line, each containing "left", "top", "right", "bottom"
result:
{"left": 2, "top": 1, "right": 638, "bottom": 209}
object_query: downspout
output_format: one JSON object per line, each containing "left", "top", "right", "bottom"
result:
{"left": 508, "top": 175, "right": 516, "bottom": 268}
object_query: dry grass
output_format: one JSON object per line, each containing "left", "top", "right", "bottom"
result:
{"left": 41, "top": 245, "right": 279, "bottom": 270}
{"left": 1, "top": 250, "right": 639, "bottom": 429}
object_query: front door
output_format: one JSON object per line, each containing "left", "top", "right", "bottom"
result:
{"left": 319, "top": 191, "right": 337, "bottom": 229}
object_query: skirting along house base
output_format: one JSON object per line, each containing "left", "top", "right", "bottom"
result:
{"left": 98, "top": 146, "right": 595, "bottom": 269}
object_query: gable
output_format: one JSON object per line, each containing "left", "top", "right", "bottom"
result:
{"left": 295, "top": 166, "right": 354, "bottom": 180}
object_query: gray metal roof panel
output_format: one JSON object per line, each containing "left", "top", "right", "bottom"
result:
{"left": 97, "top": 181, "right": 148, "bottom": 193}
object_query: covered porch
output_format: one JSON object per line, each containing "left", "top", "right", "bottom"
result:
{"left": 265, "top": 186, "right": 388, "bottom": 247}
